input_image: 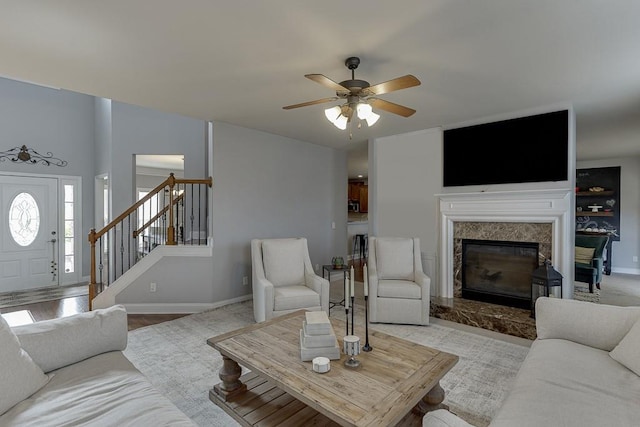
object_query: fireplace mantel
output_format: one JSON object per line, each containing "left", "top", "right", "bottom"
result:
{"left": 437, "top": 189, "right": 574, "bottom": 299}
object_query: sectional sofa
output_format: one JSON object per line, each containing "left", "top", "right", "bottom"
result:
{"left": 423, "top": 297, "right": 640, "bottom": 427}
{"left": 0, "top": 305, "right": 195, "bottom": 426}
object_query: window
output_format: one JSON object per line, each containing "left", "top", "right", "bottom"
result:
{"left": 9, "top": 192, "right": 40, "bottom": 246}
{"left": 64, "top": 184, "right": 74, "bottom": 273}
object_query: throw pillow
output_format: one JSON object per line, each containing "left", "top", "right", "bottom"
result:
{"left": 262, "top": 238, "right": 306, "bottom": 287}
{"left": 575, "top": 246, "right": 595, "bottom": 264}
{"left": 376, "top": 238, "right": 415, "bottom": 281}
{"left": 0, "top": 316, "right": 49, "bottom": 415}
{"left": 610, "top": 318, "right": 640, "bottom": 376}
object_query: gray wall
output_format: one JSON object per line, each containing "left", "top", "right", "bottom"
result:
{"left": 109, "top": 102, "right": 206, "bottom": 217}
{"left": 0, "top": 77, "right": 95, "bottom": 277}
{"left": 210, "top": 122, "right": 347, "bottom": 302}
{"left": 576, "top": 157, "right": 640, "bottom": 273}
{"left": 116, "top": 255, "right": 215, "bottom": 303}
{"left": 371, "top": 128, "right": 443, "bottom": 260}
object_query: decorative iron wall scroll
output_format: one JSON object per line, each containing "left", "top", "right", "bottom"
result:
{"left": 0, "top": 145, "right": 68, "bottom": 167}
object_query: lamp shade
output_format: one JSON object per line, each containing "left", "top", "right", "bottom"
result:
{"left": 324, "top": 106, "right": 341, "bottom": 122}
{"left": 334, "top": 114, "right": 348, "bottom": 130}
{"left": 356, "top": 103, "right": 380, "bottom": 127}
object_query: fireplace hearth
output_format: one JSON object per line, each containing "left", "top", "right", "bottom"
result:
{"left": 462, "top": 239, "right": 539, "bottom": 309}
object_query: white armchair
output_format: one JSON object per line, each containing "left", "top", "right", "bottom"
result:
{"left": 251, "top": 238, "right": 329, "bottom": 323}
{"left": 368, "top": 237, "right": 430, "bottom": 325}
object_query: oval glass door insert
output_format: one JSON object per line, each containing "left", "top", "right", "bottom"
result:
{"left": 9, "top": 192, "right": 40, "bottom": 246}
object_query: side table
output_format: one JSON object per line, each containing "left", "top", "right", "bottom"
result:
{"left": 322, "top": 264, "right": 350, "bottom": 315}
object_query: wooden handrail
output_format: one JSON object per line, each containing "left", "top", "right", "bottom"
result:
{"left": 89, "top": 174, "right": 212, "bottom": 243}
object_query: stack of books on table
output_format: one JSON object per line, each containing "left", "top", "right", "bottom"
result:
{"left": 299, "top": 311, "right": 340, "bottom": 361}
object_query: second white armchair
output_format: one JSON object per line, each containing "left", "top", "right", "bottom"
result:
{"left": 251, "top": 238, "right": 329, "bottom": 323}
{"left": 368, "top": 237, "right": 430, "bottom": 325}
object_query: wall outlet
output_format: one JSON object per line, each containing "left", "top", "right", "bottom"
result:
{"left": 315, "top": 264, "right": 319, "bottom": 272}
{"left": 242, "top": 276, "right": 248, "bottom": 286}
{"left": 150, "top": 282, "right": 157, "bottom": 292}
{"left": 331, "top": 221, "right": 336, "bottom": 230}
{"left": 634, "top": 256, "right": 638, "bottom": 263}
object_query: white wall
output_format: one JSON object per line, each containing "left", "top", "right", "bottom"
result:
{"left": 0, "top": 77, "right": 96, "bottom": 277}
{"left": 576, "top": 156, "right": 640, "bottom": 274}
{"left": 210, "top": 122, "right": 347, "bottom": 302}
{"left": 371, "top": 127, "right": 443, "bottom": 276}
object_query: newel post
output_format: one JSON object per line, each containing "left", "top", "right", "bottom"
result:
{"left": 166, "top": 173, "right": 177, "bottom": 245}
{"left": 88, "top": 228, "right": 96, "bottom": 310}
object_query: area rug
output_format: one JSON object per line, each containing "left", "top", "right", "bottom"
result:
{"left": 124, "top": 301, "right": 530, "bottom": 427}
{"left": 0, "top": 284, "right": 88, "bottom": 309}
{"left": 573, "top": 283, "right": 601, "bottom": 303}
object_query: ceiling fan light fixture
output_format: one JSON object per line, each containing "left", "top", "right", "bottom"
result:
{"left": 365, "top": 111, "right": 380, "bottom": 127}
{"left": 357, "top": 102, "right": 380, "bottom": 127}
{"left": 324, "top": 105, "right": 341, "bottom": 122}
{"left": 333, "top": 114, "right": 348, "bottom": 130}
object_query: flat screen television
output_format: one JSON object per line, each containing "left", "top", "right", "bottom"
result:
{"left": 443, "top": 110, "right": 569, "bottom": 187}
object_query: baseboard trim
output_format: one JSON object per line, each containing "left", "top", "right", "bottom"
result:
{"left": 122, "top": 294, "right": 252, "bottom": 314}
{"left": 611, "top": 267, "right": 640, "bottom": 275}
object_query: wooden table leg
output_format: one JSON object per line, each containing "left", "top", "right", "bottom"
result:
{"left": 415, "top": 382, "right": 449, "bottom": 414}
{"left": 213, "top": 355, "right": 247, "bottom": 401}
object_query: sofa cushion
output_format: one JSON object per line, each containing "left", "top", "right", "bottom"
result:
{"left": 262, "top": 239, "right": 305, "bottom": 287}
{"left": 490, "top": 338, "right": 640, "bottom": 427}
{"left": 13, "top": 305, "right": 128, "bottom": 373}
{"left": 0, "top": 351, "right": 195, "bottom": 426}
{"left": 535, "top": 297, "right": 640, "bottom": 351}
{"left": 378, "top": 279, "right": 421, "bottom": 299}
{"left": 0, "top": 316, "right": 49, "bottom": 415}
{"left": 376, "top": 238, "right": 414, "bottom": 281}
{"left": 274, "top": 285, "right": 320, "bottom": 311}
{"left": 575, "top": 246, "right": 595, "bottom": 264}
{"left": 610, "top": 319, "right": 640, "bottom": 376}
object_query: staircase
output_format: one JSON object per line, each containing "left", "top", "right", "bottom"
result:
{"left": 88, "top": 173, "right": 212, "bottom": 309}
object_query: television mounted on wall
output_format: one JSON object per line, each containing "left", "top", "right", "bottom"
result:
{"left": 443, "top": 110, "right": 569, "bottom": 187}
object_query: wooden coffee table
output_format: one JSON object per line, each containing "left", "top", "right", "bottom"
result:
{"left": 207, "top": 310, "right": 458, "bottom": 427}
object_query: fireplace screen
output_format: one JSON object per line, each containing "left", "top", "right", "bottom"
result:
{"left": 462, "top": 239, "right": 539, "bottom": 309}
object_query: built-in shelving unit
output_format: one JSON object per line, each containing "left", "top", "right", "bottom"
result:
{"left": 575, "top": 167, "right": 621, "bottom": 275}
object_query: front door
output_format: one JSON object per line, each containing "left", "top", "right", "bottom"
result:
{"left": 0, "top": 175, "right": 59, "bottom": 292}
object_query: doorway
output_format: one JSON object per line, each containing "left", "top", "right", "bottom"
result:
{"left": 0, "top": 175, "right": 59, "bottom": 292}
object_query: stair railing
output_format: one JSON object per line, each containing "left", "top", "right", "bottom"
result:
{"left": 88, "top": 173, "right": 212, "bottom": 309}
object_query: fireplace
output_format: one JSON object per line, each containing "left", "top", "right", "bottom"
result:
{"left": 461, "top": 239, "right": 539, "bottom": 309}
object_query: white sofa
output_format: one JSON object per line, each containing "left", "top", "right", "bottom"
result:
{"left": 0, "top": 306, "right": 195, "bottom": 426}
{"left": 423, "top": 297, "right": 640, "bottom": 427}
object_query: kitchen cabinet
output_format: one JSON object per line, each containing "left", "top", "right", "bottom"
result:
{"left": 348, "top": 182, "right": 368, "bottom": 212}
{"left": 359, "top": 186, "right": 368, "bottom": 212}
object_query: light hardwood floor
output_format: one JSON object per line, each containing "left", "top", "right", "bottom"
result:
{"left": 0, "top": 295, "right": 188, "bottom": 330}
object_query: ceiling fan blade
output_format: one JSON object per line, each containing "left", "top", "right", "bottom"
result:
{"left": 305, "top": 74, "right": 350, "bottom": 92}
{"left": 364, "top": 75, "right": 421, "bottom": 96}
{"left": 369, "top": 98, "right": 416, "bottom": 117}
{"left": 282, "top": 97, "right": 338, "bottom": 110}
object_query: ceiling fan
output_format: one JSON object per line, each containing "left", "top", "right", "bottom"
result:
{"left": 283, "top": 57, "right": 421, "bottom": 133}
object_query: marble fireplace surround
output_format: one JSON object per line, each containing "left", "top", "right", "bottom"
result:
{"left": 438, "top": 189, "right": 573, "bottom": 300}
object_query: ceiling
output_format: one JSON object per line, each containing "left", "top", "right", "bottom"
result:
{"left": 136, "top": 154, "right": 184, "bottom": 171}
{"left": 1, "top": 1, "right": 640, "bottom": 167}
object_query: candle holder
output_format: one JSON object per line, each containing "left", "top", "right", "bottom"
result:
{"left": 343, "top": 335, "right": 361, "bottom": 369}
{"left": 350, "top": 296, "right": 355, "bottom": 335}
{"left": 363, "top": 295, "right": 372, "bottom": 352}
{"left": 345, "top": 307, "right": 349, "bottom": 337}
